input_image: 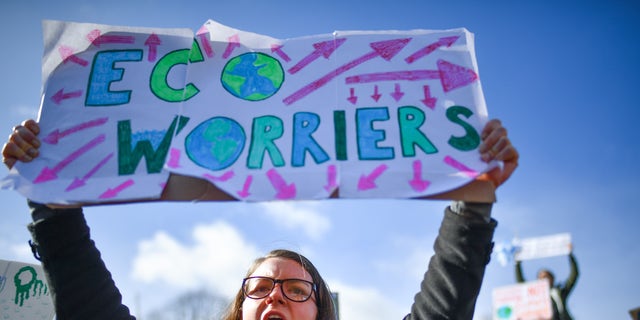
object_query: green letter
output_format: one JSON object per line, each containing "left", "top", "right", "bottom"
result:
{"left": 118, "top": 116, "right": 186, "bottom": 174}
{"left": 247, "top": 116, "right": 285, "bottom": 169}
{"left": 446, "top": 106, "right": 480, "bottom": 151}
{"left": 398, "top": 106, "right": 438, "bottom": 157}
{"left": 150, "top": 40, "right": 204, "bottom": 102}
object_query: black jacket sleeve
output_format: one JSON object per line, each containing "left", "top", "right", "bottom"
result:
{"left": 404, "top": 206, "right": 497, "bottom": 320}
{"left": 27, "top": 201, "right": 135, "bottom": 320}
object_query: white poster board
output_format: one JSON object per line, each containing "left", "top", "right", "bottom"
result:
{"left": 514, "top": 233, "right": 572, "bottom": 261}
{"left": 492, "top": 279, "right": 552, "bottom": 320}
{"left": 0, "top": 259, "right": 54, "bottom": 320}
{"left": 2, "top": 19, "right": 495, "bottom": 204}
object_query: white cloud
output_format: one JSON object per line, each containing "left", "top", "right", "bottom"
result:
{"left": 330, "top": 280, "right": 406, "bottom": 320}
{"left": 258, "top": 201, "right": 331, "bottom": 240}
{"left": 131, "top": 220, "right": 260, "bottom": 298}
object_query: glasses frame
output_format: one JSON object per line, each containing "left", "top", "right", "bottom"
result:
{"left": 242, "top": 276, "right": 317, "bottom": 303}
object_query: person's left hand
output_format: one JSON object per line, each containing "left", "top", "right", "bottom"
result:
{"left": 477, "top": 119, "right": 519, "bottom": 188}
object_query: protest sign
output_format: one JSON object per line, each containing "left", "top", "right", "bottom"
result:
{"left": 492, "top": 279, "right": 552, "bottom": 320}
{"left": 2, "top": 19, "right": 495, "bottom": 204}
{"left": 0, "top": 259, "right": 54, "bottom": 320}
{"left": 514, "top": 233, "right": 572, "bottom": 261}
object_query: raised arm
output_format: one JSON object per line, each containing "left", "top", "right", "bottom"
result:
{"left": 3, "top": 120, "right": 136, "bottom": 319}
{"left": 405, "top": 119, "right": 519, "bottom": 320}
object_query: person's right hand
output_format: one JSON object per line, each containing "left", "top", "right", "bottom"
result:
{"left": 2, "top": 119, "right": 41, "bottom": 169}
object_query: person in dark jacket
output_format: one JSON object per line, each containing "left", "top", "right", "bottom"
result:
{"left": 4, "top": 118, "right": 519, "bottom": 320}
{"left": 515, "top": 253, "right": 579, "bottom": 320}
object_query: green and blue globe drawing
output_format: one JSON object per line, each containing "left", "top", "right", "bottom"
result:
{"left": 185, "top": 117, "right": 246, "bottom": 171}
{"left": 221, "top": 52, "right": 284, "bottom": 101}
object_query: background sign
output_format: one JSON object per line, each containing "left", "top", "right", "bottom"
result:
{"left": 0, "top": 259, "right": 54, "bottom": 320}
{"left": 514, "top": 233, "right": 572, "bottom": 261}
{"left": 492, "top": 280, "right": 552, "bottom": 320}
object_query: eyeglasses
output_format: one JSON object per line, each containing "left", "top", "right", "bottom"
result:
{"left": 242, "top": 276, "right": 316, "bottom": 302}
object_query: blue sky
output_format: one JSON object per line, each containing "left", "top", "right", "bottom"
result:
{"left": 1, "top": 0, "right": 639, "bottom": 319}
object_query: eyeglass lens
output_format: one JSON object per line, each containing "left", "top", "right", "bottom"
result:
{"left": 243, "top": 277, "right": 314, "bottom": 302}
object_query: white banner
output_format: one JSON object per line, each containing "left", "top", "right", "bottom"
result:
{"left": 514, "top": 233, "right": 572, "bottom": 261}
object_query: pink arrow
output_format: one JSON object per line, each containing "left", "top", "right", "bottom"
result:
{"left": 51, "top": 88, "right": 83, "bottom": 105}
{"left": 34, "top": 134, "right": 106, "bottom": 183}
{"left": 145, "top": 33, "right": 162, "bottom": 62}
{"left": 323, "top": 165, "right": 338, "bottom": 193}
{"left": 267, "top": 168, "right": 296, "bottom": 199}
{"left": 390, "top": 83, "right": 404, "bottom": 101}
{"left": 409, "top": 160, "right": 430, "bottom": 192}
{"left": 196, "top": 26, "right": 215, "bottom": 58}
{"left": 347, "top": 88, "right": 358, "bottom": 105}
{"left": 87, "top": 29, "right": 135, "bottom": 47}
{"left": 222, "top": 34, "right": 240, "bottom": 59}
{"left": 203, "top": 171, "right": 234, "bottom": 182}
{"left": 271, "top": 44, "right": 291, "bottom": 62}
{"left": 99, "top": 179, "right": 135, "bottom": 199}
{"left": 421, "top": 85, "right": 437, "bottom": 109}
{"left": 237, "top": 174, "right": 253, "bottom": 198}
{"left": 66, "top": 152, "right": 114, "bottom": 191}
{"left": 371, "top": 85, "right": 382, "bottom": 102}
{"left": 288, "top": 38, "right": 347, "bottom": 74}
{"left": 358, "top": 164, "right": 388, "bottom": 191}
{"left": 166, "top": 148, "right": 181, "bottom": 168}
{"left": 443, "top": 155, "right": 479, "bottom": 178}
{"left": 345, "top": 59, "right": 478, "bottom": 92}
{"left": 283, "top": 38, "right": 411, "bottom": 105}
{"left": 58, "top": 46, "right": 88, "bottom": 66}
{"left": 43, "top": 117, "right": 108, "bottom": 145}
{"left": 405, "top": 36, "right": 460, "bottom": 64}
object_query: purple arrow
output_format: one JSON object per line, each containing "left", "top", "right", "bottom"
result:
{"left": 323, "top": 165, "right": 338, "bottom": 193}
{"left": 87, "top": 29, "right": 135, "bottom": 47}
{"left": 51, "top": 88, "right": 83, "bottom": 105}
{"left": 267, "top": 168, "right": 296, "bottom": 199}
{"left": 371, "top": 85, "right": 382, "bottom": 102}
{"left": 43, "top": 117, "right": 108, "bottom": 145}
{"left": 66, "top": 152, "right": 114, "bottom": 191}
{"left": 443, "top": 155, "right": 479, "bottom": 178}
{"left": 271, "top": 44, "right": 291, "bottom": 62}
{"left": 405, "top": 36, "right": 460, "bottom": 64}
{"left": 196, "top": 26, "right": 215, "bottom": 58}
{"left": 421, "top": 85, "right": 437, "bottom": 109}
{"left": 347, "top": 88, "right": 358, "bottom": 105}
{"left": 409, "top": 160, "right": 430, "bottom": 192}
{"left": 58, "top": 46, "right": 88, "bottom": 66}
{"left": 288, "top": 38, "right": 347, "bottom": 74}
{"left": 145, "top": 33, "right": 162, "bottom": 62}
{"left": 358, "top": 164, "right": 388, "bottom": 191}
{"left": 99, "top": 179, "right": 135, "bottom": 199}
{"left": 34, "top": 134, "right": 106, "bottom": 183}
{"left": 345, "top": 59, "right": 478, "bottom": 92}
{"left": 283, "top": 38, "right": 411, "bottom": 105}
{"left": 166, "top": 148, "right": 181, "bottom": 168}
{"left": 390, "top": 83, "right": 404, "bottom": 101}
{"left": 222, "top": 34, "right": 240, "bottom": 59}
{"left": 203, "top": 171, "right": 234, "bottom": 182}
{"left": 237, "top": 175, "right": 253, "bottom": 198}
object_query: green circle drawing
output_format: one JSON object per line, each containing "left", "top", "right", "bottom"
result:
{"left": 221, "top": 52, "right": 284, "bottom": 101}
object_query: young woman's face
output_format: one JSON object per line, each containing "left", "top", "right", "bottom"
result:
{"left": 242, "top": 257, "right": 318, "bottom": 320}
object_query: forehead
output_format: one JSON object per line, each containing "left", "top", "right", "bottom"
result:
{"left": 250, "top": 257, "right": 312, "bottom": 281}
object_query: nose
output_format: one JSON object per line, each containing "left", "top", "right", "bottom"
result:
{"left": 265, "top": 283, "right": 286, "bottom": 305}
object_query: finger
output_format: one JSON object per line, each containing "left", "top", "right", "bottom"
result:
{"left": 2, "top": 142, "right": 29, "bottom": 169}
{"left": 22, "top": 119, "right": 40, "bottom": 136}
{"left": 11, "top": 125, "right": 41, "bottom": 153}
